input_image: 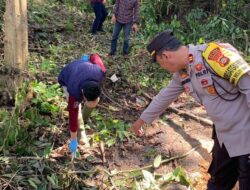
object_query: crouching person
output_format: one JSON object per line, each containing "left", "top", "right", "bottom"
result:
{"left": 58, "top": 54, "right": 106, "bottom": 157}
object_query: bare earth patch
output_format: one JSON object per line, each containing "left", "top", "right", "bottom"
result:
{"left": 96, "top": 94, "right": 239, "bottom": 190}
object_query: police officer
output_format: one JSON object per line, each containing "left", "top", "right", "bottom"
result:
{"left": 130, "top": 30, "right": 250, "bottom": 190}
{"left": 58, "top": 54, "right": 106, "bottom": 157}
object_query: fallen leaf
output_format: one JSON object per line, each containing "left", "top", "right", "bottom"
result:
{"left": 50, "top": 144, "right": 68, "bottom": 158}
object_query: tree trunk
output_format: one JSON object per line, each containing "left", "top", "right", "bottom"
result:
{"left": 0, "top": 0, "right": 28, "bottom": 106}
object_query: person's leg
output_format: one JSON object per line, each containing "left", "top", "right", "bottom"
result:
{"left": 91, "top": 3, "right": 102, "bottom": 34}
{"left": 238, "top": 154, "right": 250, "bottom": 190}
{"left": 77, "top": 103, "right": 89, "bottom": 146}
{"left": 110, "top": 22, "right": 123, "bottom": 55}
{"left": 97, "top": 3, "right": 108, "bottom": 32}
{"left": 82, "top": 97, "right": 99, "bottom": 122}
{"left": 122, "top": 22, "right": 133, "bottom": 55}
{"left": 207, "top": 126, "right": 238, "bottom": 190}
{"left": 77, "top": 98, "right": 100, "bottom": 146}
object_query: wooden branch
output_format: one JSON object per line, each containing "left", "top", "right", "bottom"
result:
{"left": 0, "top": 156, "right": 55, "bottom": 161}
{"left": 103, "top": 146, "right": 199, "bottom": 176}
{"left": 31, "top": 25, "right": 66, "bottom": 32}
{"left": 28, "top": 47, "right": 49, "bottom": 53}
{"left": 109, "top": 176, "right": 118, "bottom": 190}
{"left": 231, "top": 14, "right": 249, "bottom": 25}
{"left": 66, "top": 168, "right": 97, "bottom": 175}
{"left": 167, "top": 107, "right": 212, "bottom": 126}
{"left": 99, "top": 140, "right": 106, "bottom": 163}
{"left": 97, "top": 104, "right": 120, "bottom": 112}
{"left": 0, "top": 177, "right": 17, "bottom": 190}
{"left": 142, "top": 92, "right": 212, "bottom": 126}
{"left": 243, "top": 30, "right": 249, "bottom": 55}
{"left": 102, "top": 88, "right": 129, "bottom": 110}
{"left": 2, "top": 170, "right": 19, "bottom": 190}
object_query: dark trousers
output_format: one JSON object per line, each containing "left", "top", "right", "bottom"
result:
{"left": 91, "top": 2, "right": 108, "bottom": 34}
{"left": 207, "top": 126, "right": 250, "bottom": 190}
{"left": 110, "top": 21, "right": 132, "bottom": 55}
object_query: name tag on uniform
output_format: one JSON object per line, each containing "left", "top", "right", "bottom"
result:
{"left": 195, "top": 68, "right": 209, "bottom": 77}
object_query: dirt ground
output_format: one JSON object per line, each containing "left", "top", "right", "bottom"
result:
{"left": 97, "top": 94, "right": 240, "bottom": 190}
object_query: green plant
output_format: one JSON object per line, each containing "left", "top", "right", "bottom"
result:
{"left": 132, "top": 167, "right": 193, "bottom": 190}
{"left": 160, "top": 167, "right": 192, "bottom": 188}
{"left": 0, "top": 80, "right": 65, "bottom": 154}
{"left": 0, "top": 109, "right": 32, "bottom": 153}
{"left": 65, "top": 17, "right": 74, "bottom": 32}
{"left": 31, "top": 81, "right": 62, "bottom": 115}
{"left": 92, "top": 112, "right": 132, "bottom": 147}
{"left": 40, "top": 58, "right": 57, "bottom": 73}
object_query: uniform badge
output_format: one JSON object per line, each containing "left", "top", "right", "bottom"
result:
{"left": 203, "top": 42, "right": 250, "bottom": 86}
{"left": 207, "top": 85, "right": 216, "bottom": 95}
{"left": 184, "top": 84, "right": 193, "bottom": 94}
{"left": 179, "top": 69, "right": 189, "bottom": 79}
{"left": 208, "top": 47, "right": 230, "bottom": 67}
{"left": 195, "top": 63, "right": 203, "bottom": 71}
{"left": 185, "top": 86, "right": 190, "bottom": 93}
{"left": 201, "top": 79, "right": 208, "bottom": 86}
{"left": 199, "top": 76, "right": 212, "bottom": 88}
{"left": 188, "top": 54, "right": 194, "bottom": 63}
{"left": 180, "top": 72, "right": 188, "bottom": 79}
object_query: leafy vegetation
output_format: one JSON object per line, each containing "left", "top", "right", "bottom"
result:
{"left": 140, "top": 0, "right": 249, "bottom": 54}
{"left": 92, "top": 113, "right": 132, "bottom": 147}
{"left": 0, "top": 0, "right": 249, "bottom": 189}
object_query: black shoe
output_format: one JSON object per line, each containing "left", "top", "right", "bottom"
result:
{"left": 122, "top": 52, "right": 129, "bottom": 56}
{"left": 97, "top": 29, "right": 105, "bottom": 33}
{"left": 108, "top": 52, "right": 115, "bottom": 57}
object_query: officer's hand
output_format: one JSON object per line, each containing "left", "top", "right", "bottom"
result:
{"left": 69, "top": 138, "right": 78, "bottom": 158}
{"left": 111, "top": 14, "right": 116, "bottom": 24}
{"left": 129, "top": 119, "right": 145, "bottom": 136}
{"left": 132, "top": 23, "right": 139, "bottom": 33}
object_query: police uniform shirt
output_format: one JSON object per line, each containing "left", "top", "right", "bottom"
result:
{"left": 140, "top": 44, "right": 250, "bottom": 157}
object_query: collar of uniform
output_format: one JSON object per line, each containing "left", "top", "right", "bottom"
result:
{"left": 186, "top": 44, "right": 196, "bottom": 74}
{"left": 197, "top": 44, "right": 207, "bottom": 51}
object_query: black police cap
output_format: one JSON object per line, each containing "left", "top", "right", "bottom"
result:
{"left": 147, "top": 30, "right": 182, "bottom": 61}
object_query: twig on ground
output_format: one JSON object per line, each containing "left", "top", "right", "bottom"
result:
{"left": 102, "top": 88, "right": 129, "bottom": 110}
{"left": 231, "top": 14, "right": 249, "bottom": 25}
{"left": 66, "top": 168, "right": 97, "bottom": 175}
{"left": 103, "top": 146, "right": 199, "bottom": 176}
{"left": 109, "top": 176, "right": 118, "bottom": 190}
{"left": 0, "top": 156, "right": 56, "bottom": 161}
{"left": 3, "top": 170, "right": 19, "bottom": 190}
{"left": 141, "top": 92, "right": 212, "bottom": 126}
{"left": 0, "top": 177, "right": 17, "bottom": 190}
{"left": 243, "top": 30, "right": 249, "bottom": 55}
{"left": 167, "top": 107, "right": 212, "bottom": 126}
{"left": 99, "top": 141, "right": 106, "bottom": 163}
{"left": 97, "top": 104, "right": 120, "bottom": 112}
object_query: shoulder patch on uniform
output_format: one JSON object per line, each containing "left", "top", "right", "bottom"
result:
{"left": 203, "top": 42, "right": 250, "bottom": 85}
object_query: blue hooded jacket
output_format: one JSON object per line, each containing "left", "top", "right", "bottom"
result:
{"left": 58, "top": 59, "right": 105, "bottom": 101}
